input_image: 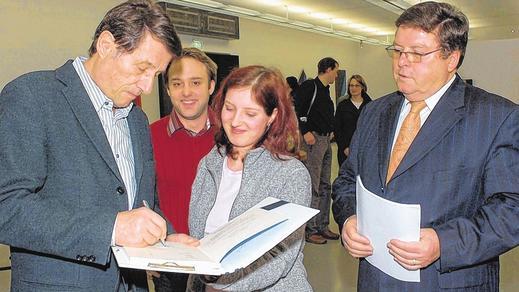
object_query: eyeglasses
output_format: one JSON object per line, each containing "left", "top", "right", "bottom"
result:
{"left": 349, "top": 84, "right": 362, "bottom": 88}
{"left": 385, "top": 45, "right": 442, "bottom": 63}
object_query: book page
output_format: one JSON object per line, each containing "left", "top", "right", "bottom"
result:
{"left": 218, "top": 198, "right": 318, "bottom": 273}
{"left": 199, "top": 207, "right": 287, "bottom": 262}
{"left": 122, "top": 242, "right": 212, "bottom": 262}
{"left": 112, "top": 197, "right": 319, "bottom": 275}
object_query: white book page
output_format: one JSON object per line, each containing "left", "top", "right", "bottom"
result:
{"left": 199, "top": 207, "right": 287, "bottom": 262}
{"left": 218, "top": 198, "right": 319, "bottom": 273}
{"left": 124, "top": 242, "right": 212, "bottom": 262}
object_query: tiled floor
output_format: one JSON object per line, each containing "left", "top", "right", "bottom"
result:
{"left": 1, "top": 144, "right": 518, "bottom": 291}
{"left": 0, "top": 244, "right": 9, "bottom": 292}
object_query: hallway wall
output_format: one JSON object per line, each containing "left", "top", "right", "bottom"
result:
{"left": 0, "top": 0, "right": 396, "bottom": 123}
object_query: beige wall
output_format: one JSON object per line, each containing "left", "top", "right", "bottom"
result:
{"left": 459, "top": 38, "right": 519, "bottom": 103}
{"left": 2, "top": 1, "right": 514, "bottom": 125}
{"left": 0, "top": 1, "right": 395, "bottom": 123}
{"left": 0, "top": 1, "right": 117, "bottom": 85}
{"left": 169, "top": 18, "right": 397, "bottom": 122}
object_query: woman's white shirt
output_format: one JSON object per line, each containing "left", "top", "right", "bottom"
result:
{"left": 204, "top": 156, "right": 243, "bottom": 234}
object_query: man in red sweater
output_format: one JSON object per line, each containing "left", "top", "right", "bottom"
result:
{"left": 150, "top": 48, "right": 217, "bottom": 292}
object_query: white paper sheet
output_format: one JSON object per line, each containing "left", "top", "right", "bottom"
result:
{"left": 356, "top": 176, "right": 421, "bottom": 282}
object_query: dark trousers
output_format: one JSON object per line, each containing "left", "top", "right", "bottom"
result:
{"left": 153, "top": 272, "right": 189, "bottom": 292}
{"left": 302, "top": 132, "right": 332, "bottom": 235}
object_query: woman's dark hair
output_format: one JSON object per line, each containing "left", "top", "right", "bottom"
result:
{"left": 88, "top": 0, "right": 181, "bottom": 57}
{"left": 212, "top": 66, "right": 300, "bottom": 159}
{"left": 396, "top": 1, "right": 469, "bottom": 68}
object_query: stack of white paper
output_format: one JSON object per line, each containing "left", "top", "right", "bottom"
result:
{"left": 356, "top": 176, "right": 421, "bottom": 282}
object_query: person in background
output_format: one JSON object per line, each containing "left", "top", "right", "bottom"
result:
{"left": 0, "top": 1, "right": 197, "bottom": 291}
{"left": 187, "top": 65, "right": 313, "bottom": 291}
{"left": 150, "top": 47, "right": 217, "bottom": 292}
{"left": 334, "top": 74, "right": 372, "bottom": 166}
{"left": 286, "top": 75, "right": 299, "bottom": 104}
{"left": 295, "top": 57, "right": 340, "bottom": 244}
{"left": 332, "top": 2, "right": 518, "bottom": 291}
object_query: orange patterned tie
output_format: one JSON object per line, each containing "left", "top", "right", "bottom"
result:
{"left": 386, "top": 100, "right": 427, "bottom": 183}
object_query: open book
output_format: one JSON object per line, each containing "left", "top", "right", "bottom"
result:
{"left": 112, "top": 197, "right": 319, "bottom": 275}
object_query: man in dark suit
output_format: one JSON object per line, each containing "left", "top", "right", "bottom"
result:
{"left": 0, "top": 1, "right": 196, "bottom": 291}
{"left": 332, "top": 2, "right": 518, "bottom": 291}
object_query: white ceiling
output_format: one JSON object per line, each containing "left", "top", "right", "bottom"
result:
{"left": 177, "top": 0, "right": 519, "bottom": 43}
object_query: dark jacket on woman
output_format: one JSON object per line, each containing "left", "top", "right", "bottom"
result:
{"left": 334, "top": 94, "right": 371, "bottom": 166}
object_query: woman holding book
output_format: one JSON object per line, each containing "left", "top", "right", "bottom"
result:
{"left": 187, "top": 66, "right": 312, "bottom": 291}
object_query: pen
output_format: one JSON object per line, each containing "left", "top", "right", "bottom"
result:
{"left": 142, "top": 200, "right": 166, "bottom": 247}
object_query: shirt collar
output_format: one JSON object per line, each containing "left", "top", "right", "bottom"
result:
{"left": 72, "top": 56, "right": 133, "bottom": 119}
{"left": 167, "top": 108, "right": 215, "bottom": 137}
{"left": 403, "top": 74, "right": 456, "bottom": 111}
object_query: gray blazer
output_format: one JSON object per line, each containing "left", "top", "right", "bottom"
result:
{"left": 0, "top": 61, "right": 162, "bottom": 291}
{"left": 188, "top": 146, "right": 313, "bottom": 291}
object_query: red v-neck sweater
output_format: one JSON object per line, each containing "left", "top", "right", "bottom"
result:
{"left": 150, "top": 117, "right": 215, "bottom": 234}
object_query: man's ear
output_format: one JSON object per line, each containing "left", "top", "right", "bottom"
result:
{"left": 447, "top": 50, "right": 461, "bottom": 72}
{"left": 209, "top": 80, "right": 216, "bottom": 95}
{"left": 96, "top": 31, "right": 117, "bottom": 59}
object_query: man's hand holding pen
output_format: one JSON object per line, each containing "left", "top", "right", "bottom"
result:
{"left": 114, "top": 201, "right": 199, "bottom": 248}
{"left": 115, "top": 206, "right": 168, "bottom": 247}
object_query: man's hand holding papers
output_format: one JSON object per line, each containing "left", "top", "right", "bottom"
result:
{"left": 352, "top": 176, "right": 421, "bottom": 282}
{"left": 388, "top": 228, "right": 440, "bottom": 270}
{"left": 341, "top": 215, "right": 373, "bottom": 258}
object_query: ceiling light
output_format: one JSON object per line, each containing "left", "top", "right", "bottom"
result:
{"left": 314, "top": 26, "right": 333, "bottom": 33}
{"left": 371, "top": 30, "right": 393, "bottom": 36}
{"left": 289, "top": 20, "right": 314, "bottom": 29}
{"left": 331, "top": 18, "right": 349, "bottom": 25}
{"left": 260, "top": 13, "right": 289, "bottom": 23}
{"left": 334, "top": 30, "right": 352, "bottom": 37}
{"left": 259, "top": 0, "right": 282, "bottom": 6}
{"left": 363, "top": 0, "right": 406, "bottom": 14}
{"left": 224, "top": 5, "right": 260, "bottom": 16}
{"left": 365, "top": 38, "right": 381, "bottom": 44}
{"left": 309, "top": 12, "right": 330, "bottom": 19}
{"left": 179, "top": 0, "right": 224, "bottom": 8}
{"left": 286, "top": 5, "right": 309, "bottom": 14}
{"left": 361, "top": 27, "right": 378, "bottom": 33}
{"left": 347, "top": 23, "right": 364, "bottom": 29}
{"left": 351, "top": 35, "right": 368, "bottom": 41}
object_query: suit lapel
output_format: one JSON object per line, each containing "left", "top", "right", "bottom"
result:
{"left": 127, "top": 111, "right": 143, "bottom": 209}
{"left": 391, "top": 76, "right": 465, "bottom": 180}
{"left": 56, "top": 61, "right": 123, "bottom": 183}
{"left": 378, "top": 94, "right": 404, "bottom": 186}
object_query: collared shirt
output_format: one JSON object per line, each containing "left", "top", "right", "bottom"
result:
{"left": 167, "top": 109, "right": 214, "bottom": 137}
{"left": 73, "top": 57, "right": 137, "bottom": 210}
{"left": 391, "top": 75, "right": 456, "bottom": 151}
